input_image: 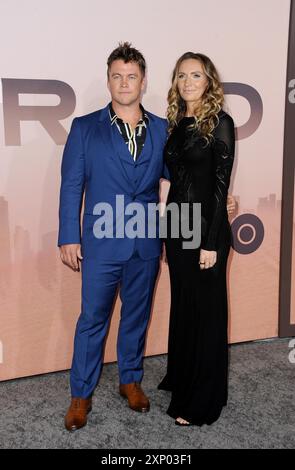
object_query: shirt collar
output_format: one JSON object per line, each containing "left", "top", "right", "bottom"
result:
{"left": 109, "top": 103, "right": 149, "bottom": 126}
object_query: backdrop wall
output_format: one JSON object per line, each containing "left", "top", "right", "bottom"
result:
{"left": 0, "top": 0, "right": 291, "bottom": 380}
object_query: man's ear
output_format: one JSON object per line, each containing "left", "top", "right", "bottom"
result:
{"left": 141, "top": 75, "right": 146, "bottom": 91}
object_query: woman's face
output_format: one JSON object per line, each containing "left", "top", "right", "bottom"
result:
{"left": 177, "top": 58, "right": 208, "bottom": 106}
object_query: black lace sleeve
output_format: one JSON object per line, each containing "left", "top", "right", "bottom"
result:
{"left": 201, "top": 112, "right": 235, "bottom": 251}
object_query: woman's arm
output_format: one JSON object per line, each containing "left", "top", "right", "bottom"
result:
{"left": 201, "top": 112, "right": 235, "bottom": 251}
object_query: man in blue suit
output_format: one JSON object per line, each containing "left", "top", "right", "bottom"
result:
{"left": 58, "top": 43, "right": 168, "bottom": 431}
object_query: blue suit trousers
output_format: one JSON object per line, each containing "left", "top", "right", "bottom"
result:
{"left": 70, "top": 249, "right": 160, "bottom": 398}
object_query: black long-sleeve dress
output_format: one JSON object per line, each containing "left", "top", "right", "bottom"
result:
{"left": 158, "top": 110, "right": 235, "bottom": 426}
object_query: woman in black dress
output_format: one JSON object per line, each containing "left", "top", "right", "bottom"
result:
{"left": 158, "top": 52, "right": 235, "bottom": 426}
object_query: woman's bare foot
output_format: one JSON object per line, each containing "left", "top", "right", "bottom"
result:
{"left": 175, "top": 417, "right": 190, "bottom": 425}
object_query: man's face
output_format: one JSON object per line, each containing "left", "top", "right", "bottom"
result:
{"left": 107, "top": 59, "right": 145, "bottom": 106}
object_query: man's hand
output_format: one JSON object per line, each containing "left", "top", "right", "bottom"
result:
{"left": 59, "top": 244, "right": 83, "bottom": 271}
{"left": 227, "top": 195, "right": 236, "bottom": 215}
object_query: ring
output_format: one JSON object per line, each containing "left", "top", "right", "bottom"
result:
{"left": 199, "top": 262, "right": 205, "bottom": 265}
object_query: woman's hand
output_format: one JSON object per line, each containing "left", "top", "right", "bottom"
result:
{"left": 161, "top": 242, "right": 168, "bottom": 264}
{"left": 199, "top": 249, "right": 217, "bottom": 270}
{"left": 227, "top": 195, "right": 236, "bottom": 215}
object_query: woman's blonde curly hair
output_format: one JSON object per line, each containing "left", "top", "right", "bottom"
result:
{"left": 167, "top": 52, "right": 224, "bottom": 143}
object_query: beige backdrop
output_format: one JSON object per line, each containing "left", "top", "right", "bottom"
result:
{"left": 0, "top": 0, "right": 291, "bottom": 380}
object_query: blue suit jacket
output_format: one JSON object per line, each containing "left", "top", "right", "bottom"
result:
{"left": 58, "top": 104, "right": 169, "bottom": 260}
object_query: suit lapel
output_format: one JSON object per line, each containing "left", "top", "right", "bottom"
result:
{"left": 97, "top": 104, "right": 160, "bottom": 192}
{"left": 136, "top": 117, "right": 158, "bottom": 192}
{"left": 111, "top": 123, "right": 135, "bottom": 164}
{"left": 98, "top": 108, "right": 133, "bottom": 186}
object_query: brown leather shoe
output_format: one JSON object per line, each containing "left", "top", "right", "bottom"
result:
{"left": 119, "top": 382, "right": 150, "bottom": 413}
{"left": 64, "top": 397, "right": 92, "bottom": 432}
